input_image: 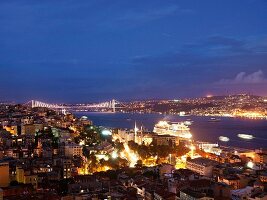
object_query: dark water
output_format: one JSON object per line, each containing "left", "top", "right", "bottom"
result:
{"left": 75, "top": 112, "right": 267, "bottom": 149}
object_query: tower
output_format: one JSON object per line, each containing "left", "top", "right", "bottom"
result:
{"left": 31, "top": 100, "right": 35, "bottom": 108}
{"left": 134, "top": 121, "right": 138, "bottom": 143}
{"left": 62, "top": 108, "right": 66, "bottom": 115}
{"left": 140, "top": 125, "right": 143, "bottom": 145}
{"left": 111, "top": 99, "right": 116, "bottom": 112}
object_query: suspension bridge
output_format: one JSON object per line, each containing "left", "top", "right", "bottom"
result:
{"left": 25, "top": 99, "right": 125, "bottom": 113}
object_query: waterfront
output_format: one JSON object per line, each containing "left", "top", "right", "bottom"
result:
{"left": 76, "top": 112, "right": 267, "bottom": 149}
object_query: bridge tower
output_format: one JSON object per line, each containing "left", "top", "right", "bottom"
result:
{"left": 31, "top": 100, "right": 35, "bottom": 108}
{"left": 134, "top": 121, "right": 137, "bottom": 143}
{"left": 111, "top": 99, "right": 116, "bottom": 112}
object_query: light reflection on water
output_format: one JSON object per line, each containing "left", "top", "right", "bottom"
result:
{"left": 75, "top": 112, "right": 267, "bottom": 149}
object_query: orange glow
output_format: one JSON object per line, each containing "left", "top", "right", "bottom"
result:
{"left": 233, "top": 110, "right": 266, "bottom": 119}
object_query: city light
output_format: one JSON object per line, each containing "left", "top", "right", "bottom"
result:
{"left": 190, "top": 145, "right": 196, "bottom": 158}
{"left": 122, "top": 142, "right": 139, "bottom": 167}
{"left": 247, "top": 161, "right": 254, "bottom": 169}
{"left": 102, "top": 129, "right": 112, "bottom": 136}
{"left": 1, "top": 1, "right": 267, "bottom": 198}
{"left": 233, "top": 110, "right": 266, "bottom": 119}
{"left": 111, "top": 151, "right": 118, "bottom": 159}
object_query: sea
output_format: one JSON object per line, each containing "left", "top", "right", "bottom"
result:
{"left": 75, "top": 112, "right": 267, "bottom": 149}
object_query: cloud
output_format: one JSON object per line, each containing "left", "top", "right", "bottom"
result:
{"left": 217, "top": 70, "right": 267, "bottom": 85}
{"left": 132, "top": 36, "right": 267, "bottom": 78}
{"left": 132, "top": 35, "right": 267, "bottom": 70}
{"left": 129, "top": 35, "right": 267, "bottom": 98}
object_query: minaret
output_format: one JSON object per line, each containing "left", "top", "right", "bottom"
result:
{"left": 140, "top": 125, "right": 143, "bottom": 145}
{"left": 134, "top": 121, "right": 137, "bottom": 143}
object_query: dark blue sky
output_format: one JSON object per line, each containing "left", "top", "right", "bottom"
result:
{"left": 1, "top": 0, "right": 267, "bottom": 103}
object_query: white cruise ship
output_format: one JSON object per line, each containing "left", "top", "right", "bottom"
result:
{"left": 153, "top": 121, "right": 192, "bottom": 139}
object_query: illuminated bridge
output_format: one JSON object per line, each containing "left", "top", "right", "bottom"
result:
{"left": 26, "top": 99, "right": 125, "bottom": 112}
{"left": 28, "top": 100, "right": 65, "bottom": 109}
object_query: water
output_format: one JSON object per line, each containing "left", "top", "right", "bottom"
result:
{"left": 75, "top": 112, "right": 267, "bottom": 149}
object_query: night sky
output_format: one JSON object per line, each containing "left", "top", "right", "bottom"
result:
{"left": 1, "top": 0, "right": 267, "bottom": 103}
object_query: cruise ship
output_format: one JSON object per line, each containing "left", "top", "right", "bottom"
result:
{"left": 153, "top": 121, "right": 192, "bottom": 139}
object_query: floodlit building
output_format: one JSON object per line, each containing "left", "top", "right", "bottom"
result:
{"left": 0, "top": 162, "right": 9, "bottom": 187}
{"left": 152, "top": 134, "right": 179, "bottom": 146}
{"left": 254, "top": 153, "right": 267, "bottom": 164}
{"left": 180, "top": 188, "right": 214, "bottom": 200}
{"left": 218, "top": 175, "right": 241, "bottom": 190}
{"left": 186, "top": 158, "right": 218, "bottom": 177}
{"left": 16, "top": 166, "right": 38, "bottom": 189}
{"left": 117, "top": 129, "right": 135, "bottom": 142}
{"left": 3, "top": 125, "right": 18, "bottom": 135}
{"left": 21, "top": 123, "right": 44, "bottom": 135}
{"left": 63, "top": 142, "right": 83, "bottom": 158}
{"left": 63, "top": 159, "right": 72, "bottom": 179}
{"left": 218, "top": 174, "right": 249, "bottom": 190}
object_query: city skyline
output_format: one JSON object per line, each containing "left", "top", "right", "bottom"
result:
{"left": 1, "top": 92, "right": 266, "bottom": 105}
{"left": 1, "top": 2, "right": 267, "bottom": 199}
{"left": 1, "top": 0, "right": 267, "bottom": 102}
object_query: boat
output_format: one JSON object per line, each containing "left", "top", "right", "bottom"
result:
{"left": 219, "top": 136, "right": 230, "bottom": 142}
{"left": 184, "top": 120, "right": 193, "bottom": 126}
{"left": 208, "top": 118, "right": 221, "bottom": 122}
{"left": 153, "top": 121, "right": 192, "bottom": 139}
{"left": 237, "top": 134, "right": 254, "bottom": 140}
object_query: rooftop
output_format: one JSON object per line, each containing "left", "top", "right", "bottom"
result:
{"left": 187, "top": 157, "right": 218, "bottom": 167}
